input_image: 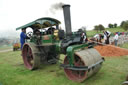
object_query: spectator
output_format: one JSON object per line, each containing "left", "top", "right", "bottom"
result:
{"left": 122, "top": 32, "right": 125, "bottom": 35}
{"left": 114, "top": 32, "right": 119, "bottom": 46}
{"left": 94, "top": 34, "right": 103, "bottom": 43}
{"left": 103, "top": 30, "right": 111, "bottom": 44}
{"left": 81, "top": 32, "right": 87, "bottom": 43}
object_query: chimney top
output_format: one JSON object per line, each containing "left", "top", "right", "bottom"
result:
{"left": 62, "top": 4, "right": 70, "bottom": 8}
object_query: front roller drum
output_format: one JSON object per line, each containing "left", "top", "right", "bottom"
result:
{"left": 22, "top": 43, "right": 40, "bottom": 70}
{"left": 64, "top": 48, "right": 103, "bottom": 82}
{"left": 64, "top": 55, "right": 87, "bottom": 82}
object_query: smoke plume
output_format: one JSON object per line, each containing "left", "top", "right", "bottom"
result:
{"left": 50, "top": 2, "right": 64, "bottom": 14}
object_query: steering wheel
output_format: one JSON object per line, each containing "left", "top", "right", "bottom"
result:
{"left": 26, "top": 31, "right": 33, "bottom": 37}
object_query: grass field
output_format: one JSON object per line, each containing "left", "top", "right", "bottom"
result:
{"left": 87, "top": 27, "right": 125, "bottom": 37}
{"left": 0, "top": 43, "right": 128, "bottom": 85}
{"left": 0, "top": 45, "right": 12, "bottom": 51}
{"left": 0, "top": 27, "right": 128, "bottom": 85}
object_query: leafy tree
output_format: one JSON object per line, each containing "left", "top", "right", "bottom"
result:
{"left": 99, "top": 24, "right": 105, "bottom": 32}
{"left": 111, "top": 24, "right": 114, "bottom": 28}
{"left": 114, "top": 23, "right": 117, "bottom": 28}
{"left": 108, "top": 23, "right": 113, "bottom": 28}
{"left": 108, "top": 24, "right": 111, "bottom": 28}
{"left": 122, "top": 21, "right": 128, "bottom": 31}
{"left": 120, "top": 21, "right": 125, "bottom": 27}
{"left": 94, "top": 25, "right": 99, "bottom": 32}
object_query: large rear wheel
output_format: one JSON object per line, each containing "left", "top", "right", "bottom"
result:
{"left": 22, "top": 43, "right": 40, "bottom": 70}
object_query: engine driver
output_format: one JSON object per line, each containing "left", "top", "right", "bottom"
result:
{"left": 20, "top": 28, "right": 29, "bottom": 50}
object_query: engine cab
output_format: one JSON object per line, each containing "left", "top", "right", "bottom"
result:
{"left": 16, "top": 17, "right": 64, "bottom": 46}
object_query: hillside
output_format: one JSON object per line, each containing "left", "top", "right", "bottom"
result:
{"left": 86, "top": 27, "right": 125, "bottom": 37}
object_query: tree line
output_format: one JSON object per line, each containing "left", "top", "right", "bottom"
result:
{"left": 120, "top": 21, "right": 128, "bottom": 31}
{"left": 94, "top": 24, "right": 105, "bottom": 32}
{"left": 93, "top": 20, "right": 128, "bottom": 32}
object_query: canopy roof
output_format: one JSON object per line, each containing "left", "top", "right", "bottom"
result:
{"left": 16, "top": 17, "right": 61, "bottom": 30}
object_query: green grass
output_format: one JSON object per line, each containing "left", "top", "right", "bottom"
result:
{"left": 0, "top": 27, "right": 127, "bottom": 85}
{"left": 87, "top": 27, "right": 126, "bottom": 37}
{"left": 120, "top": 43, "right": 128, "bottom": 49}
{"left": 0, "top": 45, "right": 12, "bottom": 51}
{"left": 0, "top": 45, "right": 128, "bottom": 85}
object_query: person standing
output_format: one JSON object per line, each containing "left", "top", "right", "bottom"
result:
{"left": 78, "top": 29, "right": 87, "bottom": 43}
{"left": 103, "top": 30, "right": 111, "bottom": 44}
{"left": 20, "top": 28, "right": 27, "bottom": 50}
{"left": 81, "top": 32, "right": 87, "bottom": 43}
{"left": 114, "top": 32, "right": 119, "bottom": 46}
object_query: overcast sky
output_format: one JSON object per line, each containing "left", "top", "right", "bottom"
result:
{"left": 0, "top": 0, "right": 128, "bottom": 37}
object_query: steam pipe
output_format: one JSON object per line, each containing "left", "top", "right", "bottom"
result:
{"left": 62, "top": 5, "right": 72, "bottom": 36}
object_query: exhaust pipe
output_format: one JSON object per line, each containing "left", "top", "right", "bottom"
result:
{"left": 62, "top": 5, "right": 72, "bottom": 36}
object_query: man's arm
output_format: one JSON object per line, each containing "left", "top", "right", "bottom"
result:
{"left": 21, "top": 32, "right": 27, "bottom": 38}
{"left": 23, "top": 33, "right": 30, "bottom": 39}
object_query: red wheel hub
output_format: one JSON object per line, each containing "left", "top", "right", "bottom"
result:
{"left": 22, "top": 44, "right": 34, "bottom": 70}
{"left": 64, "top": 55, "right": 87, "bottom": 82}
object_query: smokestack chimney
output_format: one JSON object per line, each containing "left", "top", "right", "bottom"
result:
{"left": 62, "top": 5, "right": 72, "bottom": 36}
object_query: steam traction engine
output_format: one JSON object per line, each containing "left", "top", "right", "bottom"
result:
{"left": 16, "top": 5, "right": 104, "bottom": 82}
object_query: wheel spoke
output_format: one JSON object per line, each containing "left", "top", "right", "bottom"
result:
{"left": 64, "top": 55, "right": 87, "bottom": 82}
{"left": 78, "top": 71, "right": 81, "bottom": 78}
{"left": 22, "top": 44, "right": 34, "bottom": 70}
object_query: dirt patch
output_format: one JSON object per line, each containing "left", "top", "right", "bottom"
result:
{"left": 94, "top": 45, "right": 128, "bottom": 57}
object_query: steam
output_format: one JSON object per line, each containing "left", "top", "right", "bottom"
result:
{"left": 50, "top": 2, "right": 65, "bottom": 14}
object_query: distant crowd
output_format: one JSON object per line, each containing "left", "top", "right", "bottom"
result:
{"left": 92, "top": 31, "right": 128, "bottom": 46}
